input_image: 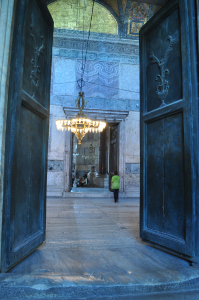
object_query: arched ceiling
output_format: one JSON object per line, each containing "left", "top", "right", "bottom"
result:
{"left": 44, "top": 0, "right": 169, "bottom": 11}
{"left": 45, "top": 0, "right": 170, "bottom": 39}
{"left": 48, "top": 0, "right": 118, "bottom": 34}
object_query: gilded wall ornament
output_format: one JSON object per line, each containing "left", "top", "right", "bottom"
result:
{"left": 84, "top": 144, "right": 97, "bottom": 164}
{"left": 150, "top": 35, "right": 174, "bottom": 107}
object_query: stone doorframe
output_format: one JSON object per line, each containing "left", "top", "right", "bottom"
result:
{"left": 62, "top": 107, "right": 129, "bottom": 196}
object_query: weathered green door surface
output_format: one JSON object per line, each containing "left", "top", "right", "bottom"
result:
{"left": 140, "top": 0, "right": 198, "bottom": 260}
{"left": 2, "top": 0, "right": 53, "bottom": 272}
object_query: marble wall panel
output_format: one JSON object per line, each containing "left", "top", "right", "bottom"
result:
{"left": 119, "top": 64, "right": 140, "bottom": 100}
{"left": 125, "top": 111, "right": 140, "bottom": 163}
{"left": 52, "top": 57, "right": 76, "bottom": 96}
{"left": 50, "top": 104, "right": 66, "bottom": 117}
{"left": 59, "top": 49, "right": 79, "bottom": 59}
{"left": 81, "top": 98, "right": 140, "bottom": 111}
{"left": 50, "top": 118, "right": 65, "bottom": 153}
{"left": 48, "top": 151, "right": 64, "bottom": 160}
{"left": 48, "top": 160, "right": 64, "bottom": 171}
{"left": 52, "top": 48, "right": 60, "bottom": 56}
{"left": 125, "top": 163, "right": 140, "bottom": 174}
{"left": 48, "top": 105, "right": 66, "bottom": 160}
{"left": 125, "top": 173, "right": 140, "bottom": 189}
{"left": 47, "top": 171, "right": 64, "bottom": 187}
{"left": 76, "top": 60, "right": 119, "bottom": 98}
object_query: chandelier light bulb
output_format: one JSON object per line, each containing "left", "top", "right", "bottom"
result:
{"left": 55, "top": 92, "right": 106, "bottom": 145}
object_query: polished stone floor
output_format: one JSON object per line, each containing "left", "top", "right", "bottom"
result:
{"left": 2, "top": 196, "right": 199, "bottom": 298}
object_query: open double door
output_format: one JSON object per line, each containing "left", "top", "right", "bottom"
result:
{"left": 1, "top": 0, "right": 199, "bottom": 272}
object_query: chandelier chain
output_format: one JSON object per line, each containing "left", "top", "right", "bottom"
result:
{"left": 56, "top": 0, "right": 106, "bottom": 146}
{"left": 81, "top": 0, "right": 86, "bottom": 80}
{"left": 79, "top": 0, "right": 95, "bottom": 90}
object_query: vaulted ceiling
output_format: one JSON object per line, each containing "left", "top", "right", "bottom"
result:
{"left": 45, "top": 0, "right": 170, "bottom": 39}
{"left": 45, "top": 0, "right": 169, "bottom": 5}
{"left": 45, "top": 0, "right": 169, "bottom": 14}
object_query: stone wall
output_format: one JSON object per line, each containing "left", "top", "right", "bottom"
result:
{"left": 47, "top": 31, "right": 140, "bottom": 196}
{"left": 47, "top": 105, "right": 72, "bottom": 196}
{"left": 125, "top": 111, "right": 140, "bottom": 196}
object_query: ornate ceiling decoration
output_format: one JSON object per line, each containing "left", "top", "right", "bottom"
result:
{"left": 44, "top": 0, "right": 169, "bottom": 7}
{"left": 44, "top": 0, "right": 169, "bottom": 39}
{"left": 48, "top": 0, "right": 118, "bottom": 34}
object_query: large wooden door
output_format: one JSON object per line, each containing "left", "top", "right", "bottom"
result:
{"left": 140, "top": 0, "right": 199, "bottom": 260}
{"left": 2, "top": 0, "right": 53, "bottom": 272}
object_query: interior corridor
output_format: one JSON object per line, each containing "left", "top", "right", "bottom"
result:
{"left": 7, "top": 195, "right": 199, "bottom": 290}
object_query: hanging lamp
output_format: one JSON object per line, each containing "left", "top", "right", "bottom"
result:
{"left": 55, "top": 0, "right": 106, "bottom": 145}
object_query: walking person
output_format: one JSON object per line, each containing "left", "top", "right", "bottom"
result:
{"left": 111, "top": 171, "right": 120, "bottom": 203}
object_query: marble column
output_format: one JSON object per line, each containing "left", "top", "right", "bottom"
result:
{"left": 64, "top": 130, "right": 72, "bottom": 193}
{"left": 47, "top": 105, "right": 66, "bottom": 196}
{"left": 99, "top": 129, "right": 108, "bottom": 174}
{"left": 118, "top": 120, "right": 126, "bottom": 196}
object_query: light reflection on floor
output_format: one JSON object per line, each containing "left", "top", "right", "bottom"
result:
{"left": 9, "top": 196, "right": 199, "bottom": 288}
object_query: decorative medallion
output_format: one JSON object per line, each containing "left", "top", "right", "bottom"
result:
{"left": 130, "top": 3, "right": 148, "bottom": 21}
{"left": 84, "top": 144, "right": 97, "bottom": 164}
{"left": 150, "top": 36, "right": 175, "bottom": 108}
{"left": 128, "top": 3, "right": 161, "bottom": 38}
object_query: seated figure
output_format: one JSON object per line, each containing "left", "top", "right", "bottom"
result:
{"left": 78, "top": 176, "right": 84, "bottom": 187}
{"left": 78, "top": 174, "right": 88, "bottom": 187}
{"left": 87, "top": 166, "right": 97, "bottom": 187}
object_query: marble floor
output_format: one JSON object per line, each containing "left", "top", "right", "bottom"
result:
{"left": 71, "top": 187, "right": 110, "bottom": 193}
{"left": 3, "top": 196, "right": 199, "bottom": 298}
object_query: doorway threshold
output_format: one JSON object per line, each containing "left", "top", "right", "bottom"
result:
{"left": 64, "top": 187, "right": 112, "bottom": 198}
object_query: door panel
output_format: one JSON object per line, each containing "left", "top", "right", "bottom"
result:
{"left": 140, "top": 0, "right": 198, "bottom": 259}
{"left": 146, "top": 113, "right": 185, "bottom": 239}
{"left": 2, "top": 0, "right": 53, "bottom": 271}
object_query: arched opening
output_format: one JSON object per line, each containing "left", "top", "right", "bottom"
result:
{"left": 48, "top": 0, "right": 118, "bottom": 34}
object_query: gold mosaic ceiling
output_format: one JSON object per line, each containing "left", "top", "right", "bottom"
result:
{"left": 47, "top": 0, "right": 162, "bottom": 37}
{"left": 48, "top": 0, "right": 118, "bottom": 34}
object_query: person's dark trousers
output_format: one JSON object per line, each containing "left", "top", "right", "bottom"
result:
{"left": 114, "top": 189, "right": 119, "bottom": 202}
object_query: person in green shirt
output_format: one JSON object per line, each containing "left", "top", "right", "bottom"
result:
{"left": 111, "top": 171, "right": 120, "bottom": 203}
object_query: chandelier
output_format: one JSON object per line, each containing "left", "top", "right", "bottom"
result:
{"left": 56, "top": 91, "right": 106, "bottom": 145}
{"left": 55, "top": 0, "right": 106, "bottom": 145}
